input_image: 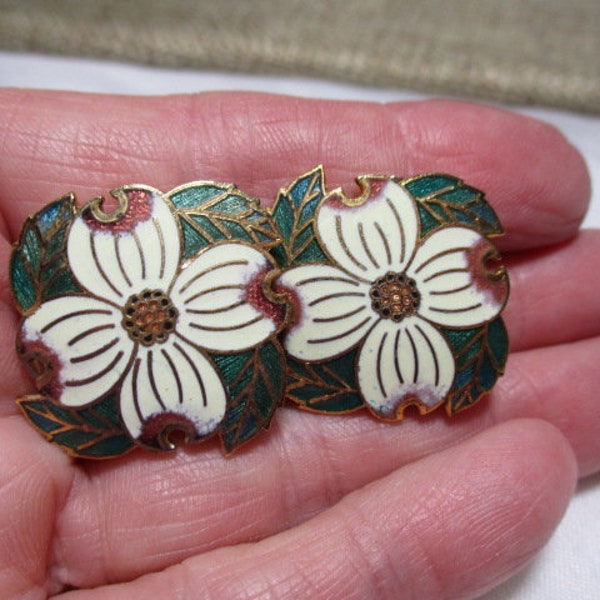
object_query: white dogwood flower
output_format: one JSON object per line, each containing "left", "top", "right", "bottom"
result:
{"left": 20, "top": 188, "right": 280, "bottom": 447}
{"left": 278, "top": 179, "right": 508, "bottom": 418}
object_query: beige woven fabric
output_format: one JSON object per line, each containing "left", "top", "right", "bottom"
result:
{"left": 1, "top": 0, "right": 598, "bottom": 113}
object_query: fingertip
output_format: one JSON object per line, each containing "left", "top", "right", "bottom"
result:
{"left": 428, "top": 418, "right": 578, "bottom": 595}
{"left": 484, "top": 418, "right": 578, "bottom": 497}
{"left": 385, "top": 99, "right": 591, "bottom": 250}
{"left": 0, "top": 415, "right": 74, "bottom": 597}
{"left": 353, "top": 418, "right": 578, "bottom": 599}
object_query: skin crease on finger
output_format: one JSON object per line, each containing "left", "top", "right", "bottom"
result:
{"left": 0, "top": 90, "right": 595, "bottom": 597}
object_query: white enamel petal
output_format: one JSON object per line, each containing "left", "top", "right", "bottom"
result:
{"left": 358, "top": 317, "right": 455, "bottom": 418}
{"left": 119, "top": 337, "right": 227, "bottom": 444}
{"left": 172, "top": 243, "right": 279, "bottom": 352}
{"left": 20, "top": 296, "right": 133, "bottom": 406}
{"left": 408, "top": 227, "right": 508, "bottom": 328}
{"left": 278, "top": 264, "right": 375, "bottom": 361}
{"left": 68, "top": 191, "right": 181, "bottom": 304}
{"left": 317, "top": 180, "right": 419, "bottom": 280}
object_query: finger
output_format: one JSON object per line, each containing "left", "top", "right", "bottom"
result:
{"left": 0, "top": 415, "right": 73, "bottom": 599}
{"left": 46, "top": 333, "right": 600, "bottom": 589}
{"left": 504, "top": 230, "right": 600, "bottom": 352}
{"left": 54, "top": 419, "right": 577, "bottom": 600}
{"left": 0, "top": 90, "right": 589, "bottom": 251}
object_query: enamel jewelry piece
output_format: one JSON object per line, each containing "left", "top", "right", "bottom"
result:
{"left": 10, "top": 167, "right": 509, "bottom": 458}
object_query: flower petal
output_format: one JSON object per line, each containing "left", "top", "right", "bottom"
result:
{"left": 358, "top": 317, "right": 455, "bottom": 418}
{"left": 19, "top": 296, "right": 133, "bottom": 407}
{"left": 278, "top": 264, "right": 375, "bottom": 361}
{"left": 68, "top": 189, "right": 181, "bottom": 304}
{"left": 317, "top": 180, "right": 419, "bottom": 280}
{"left": 118, "top": 337, "right": 227, "bottom": 447}
{"left": 408, "top": 227, "right": 509, "bottom": 328}
{"left": 172, "top": 243, "right": 281, "bottom": 353}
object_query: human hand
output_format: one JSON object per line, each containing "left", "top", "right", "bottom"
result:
{"left": 0, "top": 90, "right": 598, "bottom": 599}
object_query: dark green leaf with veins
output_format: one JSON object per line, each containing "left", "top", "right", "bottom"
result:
{"left": 18, "top": 394, "right": 134, "bottom": 459}
{"left": 402, "top": 174, "right": 504, "bottom": 238}
{"left": 168, "top": 183, "right": 280, "bottom": 260}
{"left": 285, "top": 348, "right": 363, "bottom": 413}
{"left": 269, "top": 166, "right": 329, "bottom": 268}
{"left": 10, "top": 195, "right": 82, "bottom": 315}
{"left": 214, "top": 341, "right": 285, "bottom": 454}
{"left": 444, "top": 317, "right": 509, "bottom": 414}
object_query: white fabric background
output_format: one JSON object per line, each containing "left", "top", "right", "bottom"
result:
{"left": 1, "top": 51, "right": 599, "bottom": 600}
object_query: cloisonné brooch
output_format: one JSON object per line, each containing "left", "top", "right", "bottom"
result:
{"left": 10, "top": 167, "right": 509, "bottom": 458}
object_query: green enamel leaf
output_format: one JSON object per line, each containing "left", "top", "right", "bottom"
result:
{"left": 169, "top": 184, "right": 227, "bottom": 209}
{"left": 269, "top": 166, "right": 328, "bottom": 268}
{"left": 167, "top": 183, "right": 279, "bottom": 260}
{"left": 445, "top": 317, "right": 509, "bottom": 414}
{"left": 403, "top": 174, "right": 503, "bottom": 238}
{"left": 273, "top": 193, "right": 294, "bottom": 242}
{"left": 10, "top": 195, "right": 81, "bottom": 315}
{"left": 214, "top": 340, "right": 285, "bottom": 454}
{"left": 285, "top": 348, "right": 364, "bottom": 413}
{"left": 18, "top": 394, "right": 134, "bottom": 459}
{"left": 10, "top": 252, "right": 36, "bottom": 314}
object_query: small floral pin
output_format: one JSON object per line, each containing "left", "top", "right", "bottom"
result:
{"left": 10, "top": 167, "right": 509, "bottom": 458}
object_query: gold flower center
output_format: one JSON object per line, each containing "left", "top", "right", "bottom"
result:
{"left": 122, "top": 289, "right": 178, "bottom": 346}
{"left": 369, "top": 272, "right": 421, "bottom": 322}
